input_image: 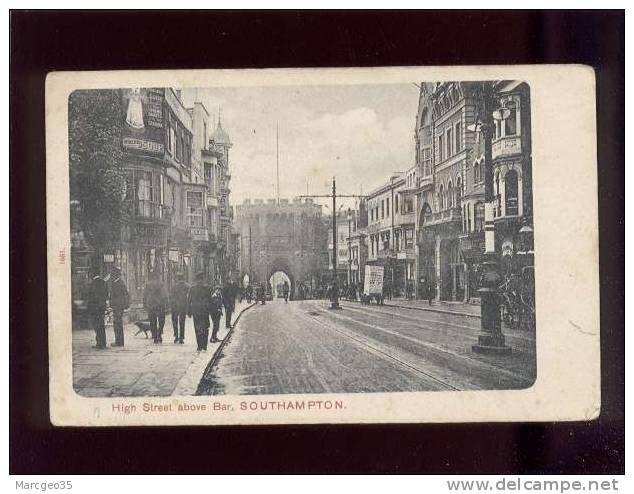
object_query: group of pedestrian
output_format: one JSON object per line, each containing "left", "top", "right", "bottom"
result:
{"left": 86, "top": 266, "right": 130, "bottom": 349}
{"left": 87, "top": 267, "right": 239, "bottom": 353}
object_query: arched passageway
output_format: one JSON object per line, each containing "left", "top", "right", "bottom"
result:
{"left": 269, "top": 270, "right": 292, "bottom": 299}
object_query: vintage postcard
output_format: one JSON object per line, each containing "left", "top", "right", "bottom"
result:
{"left": 46, "top": 65, "right": 600, "bottom": 426}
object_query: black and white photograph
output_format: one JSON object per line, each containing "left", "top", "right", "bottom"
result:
{"left": 43, "top": 64, "right": 600, "bottom": 426}
{"left": 68, "top": 80, "right": 536, "bottom": 398}
{"left": 12, "top": 9, "right": 622, "bottom": 478}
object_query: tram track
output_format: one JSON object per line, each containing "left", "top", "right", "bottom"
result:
{"left": 340, "top": 301, "right": 535, "bottom": 344}
{"left": 313, "top": 304, "right": 535, "bottom": 389}
{"left": 299, "top": 309, "right": 463, "bottom": 391}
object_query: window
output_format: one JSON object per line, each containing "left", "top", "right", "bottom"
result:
{"left": 405, "top": 228, "right": 414, "bottom": 248}
{"left": 126, "top": 169, "right": 162, "bottom": 218}
{"left": 439, "top": 184, "right": 444, "bottom": 210}
{"left": 176, "top": 128, "right": 182, "bottom": 162}
{"left": 505, "top": 101, "right": 517, "bottom": 136}
{"left": 421, "top": 203, "right": 432, "bottom": 225}
{"left": 446, "top": 128, "right": 452, "bottom": 157}
{"left": 422, "top": 148, "right": 432, "bottom": 177}
{"left": 505, "top": 170, "right": 519, "bottom": 215}
{"left": 467, "top": 203, "right": 472, "bottom": 232}
{"left": 395, "top": 194, "right": 399, "bottom": 213}
{"left": 456, "top": 177, "right": 462, "bottom": 207}
{"left": 455, "top": 122, "right": 462, "bottom": 152}
{"left": 370, "top": 208, "right": 374, "bottom": 222}
{"left": 204, "top": 163, "right": 215, "bottom": 190}
{"left": 474, "top": 202, "right": 485, "bottom": 232}
{"left": 381, "top": 200, "right": 385, "bottom": 219}
{"left": 421, "top": 108, "right": 429, "bottom": 126}
{"left": 186, "top": 191, "right": 204, "bottom": 227}
{"left": 447, "top": 182, "right": 453, "bottom": 207}
{"left": 169, "top": 125, "right": 175, "bottom": 155}
{"left": 438, "top": 135, "right": 443, "bottom": 161}
{"left": 137, "top": 171, "right": 152, "bottom": 217}
{"left": 494, "top": 172, "right": 500, "bottom": 217}
{"left": 386, "top": 198, "right": 390, "bottom": 217}
{"left": 474, "top": 159, "right": 485, "bottom": 184}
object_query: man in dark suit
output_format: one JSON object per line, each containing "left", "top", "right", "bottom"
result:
{"left": 143, "top": 270, "right": 168, "bottom": 344}
{"left": 109, "top": 266, "right": 130, "bottom": 347}
{"left": 87, "top": 271, "right": 108, "bottom": 349}
{"left": 282, "top": 281, "right": 290, "bottom": 303}
{"left": 222, "top": 279, "right": 238, "bottom": 329}
{"left": 170, "top": 274, "right": 190, "bottom": 344}
{"left": 188, "top": 272, "right": 212, "bottom": 351}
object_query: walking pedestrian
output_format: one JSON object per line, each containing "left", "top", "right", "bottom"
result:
{"left": 282, "top": 280, "right": 289, "bottom": 303}
{"left": 170, "top": 274, "right": 190, "bottom": 344}
{"left": 427, "top": 278, "right": 435, "bottom": 305}
{"left": 87, "top": 270, "right": 108, "bottom": 349}
{"left": 256, "top": 283, "right": 266, "bottom": 305}
{"left": 210, "top": 286, "right": 224, "bottom": 343}
{"left": 188, "top": 272, "right": 212, "bottom": 352}
{"left": 143, "top": 271, "right": 167, "bottom": 344}
{"left": 109, "top": 266, "right": 129, "bottom": 347}
{"left": 222, "top": 278, "right": 238, "bottom": 329}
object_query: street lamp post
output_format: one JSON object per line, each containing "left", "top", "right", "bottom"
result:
{"left": 469, "top": 82, "right": 512, "bottom": 355}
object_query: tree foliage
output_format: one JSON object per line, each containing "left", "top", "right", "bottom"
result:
{"left": 69, "top": 90, "right": 127, "bottom": 257}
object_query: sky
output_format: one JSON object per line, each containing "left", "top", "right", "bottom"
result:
{"left": 181, "top": 83, "right": 420, "bottom": 210}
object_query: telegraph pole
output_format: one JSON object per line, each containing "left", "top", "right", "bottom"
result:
{"left": 298, "top": 176, "right": 365, "bottom": 310}
{"left": 331, "top": 178, "right": 339, "bottom": 308}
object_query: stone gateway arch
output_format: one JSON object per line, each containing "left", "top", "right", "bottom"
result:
{"left": 235, "top": 198, "right": 329, "bottom": 298}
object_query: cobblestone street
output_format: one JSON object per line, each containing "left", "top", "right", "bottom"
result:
{"left": 198, "top": 299, "right": 536, "bottom": 395}
{"left": 73, "top": 301, "right": 253, "bottom": 397}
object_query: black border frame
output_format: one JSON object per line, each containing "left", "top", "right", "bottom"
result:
{"left": 10, "top": 10, "right": 624, "bottom": 474}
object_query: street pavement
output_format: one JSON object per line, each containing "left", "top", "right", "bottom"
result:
{"left": 72, "top": 300, "right": 253, "bottom": 397}
{"left": 198, "top": 298, "right": 536, "bottom": 395}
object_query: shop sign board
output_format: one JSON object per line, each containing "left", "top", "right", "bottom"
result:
{"left": 363, "top": 265, "right": 384, "bottom": 296}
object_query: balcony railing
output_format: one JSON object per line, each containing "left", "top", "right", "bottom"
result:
{"left": 492, "top": 135, "right": 522, "bottom": 159}
{"left": 422, "top": 207, "right": 462, "bottom": 227}
{"left": 417, "top": 175, "right": 433, "bottom": 190}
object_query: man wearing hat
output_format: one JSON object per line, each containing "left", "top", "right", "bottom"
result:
{"left": 210, "top": 285, "right": 224, "bottom": 343}
{"left": 188, "top": 272, "right": 212, "bottom": 351}
{"left": 169, "top": 274, "right": 190, "bottom": 344}
{"left": 143, "top": 270, "right": 168, "bottom": 344}
{"left": 109, "top": 266, "right": 130, "bottom": 347}
{"left": 87, "top": 269, "right": 109, "bottom": 349}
